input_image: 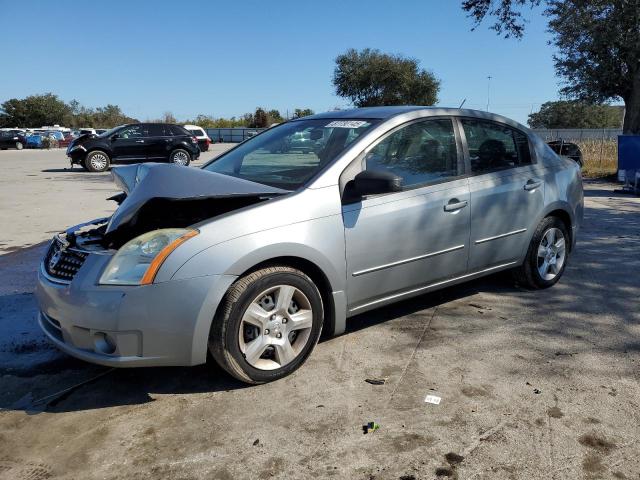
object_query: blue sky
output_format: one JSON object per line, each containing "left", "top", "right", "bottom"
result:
{"left": 0, "top": 0, "right": 561, "bottom": 124}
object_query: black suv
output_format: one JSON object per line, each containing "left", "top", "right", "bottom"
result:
{"left": 67, "top": 123, "right": 200, "bottom": 172}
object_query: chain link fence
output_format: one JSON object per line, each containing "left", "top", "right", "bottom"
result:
{"left": 205, "top": 128, "right": 267, "bottom": 143}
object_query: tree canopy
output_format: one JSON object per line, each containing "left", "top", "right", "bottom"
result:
{"left": 0, "top": 93, "right": 138, "bottom": 128}
{"left": 528, "top": 101, "right": 624, "bottom": 128}
{"left": 462, "top": 0, "right": 640, "bottom": 133}
{"left": 333, "top": 48, "right": 440, "bottom": 107}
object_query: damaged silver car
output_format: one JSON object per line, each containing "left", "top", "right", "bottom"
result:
{"left": 36, "top": 107, "right": 584, "bottom": 384}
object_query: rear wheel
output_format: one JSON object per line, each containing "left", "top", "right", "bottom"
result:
{"left": 84, "top": 151, "right": 110, "bottom": 172}
{"left": 15, "top": 142, "right": 23, "bottom": 150}
{"left": 513, "top": 216, "right": 569, "bottom": 289}
{"left": 170, "top": 149, "right": 191, "bottom": 166}
{"left": 209, "top": 266, "right": 324, "bottom": 384}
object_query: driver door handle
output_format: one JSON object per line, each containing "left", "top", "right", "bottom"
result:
{"left": 444, "top": 199, "right": 468, "bottom": 212}
{"left": 135, "top": 139, "right": 145, "bottom": 143}
{"left": 524, "top": 179, "right": 542, "bottom": 191}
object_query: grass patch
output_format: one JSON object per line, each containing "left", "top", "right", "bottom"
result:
{"left": 576, "top": 139, "right": 618, "bottom": 178}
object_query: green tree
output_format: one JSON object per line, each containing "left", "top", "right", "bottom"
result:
{"left": 462, "top": 0, "right": 640, "bottom": 134}
{"left": 0, "top": 93, "right": 70, "bottom": 127}
{"left": 528, "top": 101, "right": 624, "bottom": 128}
{"left": 293, "top": 108, "right": 314, "bottom": 118}
{"left": 333, "top": 48, "right": 440, "bottom": 107}
{"left": 92, "top": 105, "right": 138, "bottom": 128}
{"left": 267, "top": 109, "right": 284, "bottom": 124}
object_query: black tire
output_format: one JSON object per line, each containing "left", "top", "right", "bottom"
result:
{"left": 209, "top": 266, "right": 324, "bottom": 384}
{"left": 84, "top": 150, "right": 110, "bottom": 173}
{"left": 513, "top": 216, "right": 570, "bottom": 289}
{"left": 170, "top": 148, "right": 191, "bottom": 166}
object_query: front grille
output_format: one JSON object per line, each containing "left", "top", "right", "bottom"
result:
{"left": 44, "top": 237, "right": 88, "bottom": 282}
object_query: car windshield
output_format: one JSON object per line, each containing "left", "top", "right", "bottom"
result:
{"left": 97, "top": 126, "right": 124, "bottom": 138}
{"left": 203, "top": 118, "right": 377, "bottom": 189}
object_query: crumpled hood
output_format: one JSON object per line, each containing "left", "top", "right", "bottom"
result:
{"left": 106, "top": 163, "right": 289, "bottom": 235}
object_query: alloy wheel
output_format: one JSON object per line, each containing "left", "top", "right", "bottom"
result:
{"left": 238, "top": 285, "right": 313, "bottom": 370}
{"left": 90, "top": 153, "right": 108, "bottom": 171}
{"left": 172, "top": 151, "right": 189, "bottom": 165}
{"left": 537, "top": 227, "right": 566, "bottom": 281}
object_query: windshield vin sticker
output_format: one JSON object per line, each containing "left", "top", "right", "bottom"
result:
{"left": 325, "top": 120, "right": 368, "bottom": 129}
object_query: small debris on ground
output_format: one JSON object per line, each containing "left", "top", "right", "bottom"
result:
{"left": 445, "top": 452, "right": 464, "bottom": 465}
{"left": 365, "top": 377, "right": 388, "bottom": 385}
{"left": 425, "top": 394, "right": 442, "bottom": 405}
{"left": 362, "top": 421, "right": 380, "bottom": 434}
{"left": 252, "top": 439, "right": 260, "bottom": 446}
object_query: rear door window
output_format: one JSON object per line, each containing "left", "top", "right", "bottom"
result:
{"left": 145, "top": 124, "right": 166, "bottom": 137}
{"left": 461, "top": 119, "right": 532, "bottom": 174}
{"left": 170, "top": 125, "right": 190, "bottom": 136}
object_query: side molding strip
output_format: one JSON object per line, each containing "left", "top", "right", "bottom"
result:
{"left": 352, "top": 244, "right": 465, "bottom": 277}
{"left": 350, "top": 261, "right": 518, "bottom": 313}
{"left": 475, "top": 228, "right": 527, "bottom": 245}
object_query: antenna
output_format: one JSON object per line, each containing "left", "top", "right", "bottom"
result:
{"left": 458, "top": 98, "right": 467, "bottom": 109}
{"left": 486, "top": 76, "right": 492, "bottom": 111}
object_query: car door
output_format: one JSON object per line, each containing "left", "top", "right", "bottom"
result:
{"left": 342, "top": 117, "right": 470, "bottom": 312}
{"left": 144, "top": 124, "right": 169, "bottom": 161}
{"left": 458, "top": 118, "right": 545, "bottom": 271}
{"left": 111, "top": 124, "right": 146, "bottom": 162}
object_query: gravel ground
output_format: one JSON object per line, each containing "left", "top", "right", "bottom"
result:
{"left": 0, "top": 147, "right": 639, "bottom": 479}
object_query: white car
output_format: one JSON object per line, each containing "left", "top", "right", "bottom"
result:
{"left": 184, "top": 124, "right": 211, "bottom": 152}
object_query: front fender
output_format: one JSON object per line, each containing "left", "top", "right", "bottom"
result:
{"left": 171, "top": 215, "right": 346, "bottom": 293}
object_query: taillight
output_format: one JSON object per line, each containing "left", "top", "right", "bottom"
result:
{"left": 205, "top": 138, "right": 210, "bottom": 146}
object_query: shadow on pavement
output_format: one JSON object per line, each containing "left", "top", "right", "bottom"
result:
{"left": 1, "top": 180, "right": 638, "bottom": 415}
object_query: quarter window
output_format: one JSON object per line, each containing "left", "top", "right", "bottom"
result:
{"left": 364, "top": 118, "right": 459, "bottom": 188}
{"left": 461, "top": 119, "right": 532, "bottom": 174}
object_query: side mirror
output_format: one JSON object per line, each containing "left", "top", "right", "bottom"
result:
{"left": 353, "top": 169, "right": 403, "bottom": 196}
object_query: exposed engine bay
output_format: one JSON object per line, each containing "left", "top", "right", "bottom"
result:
{"left": 62, "top": 163, "right": 289, "bottom": 250}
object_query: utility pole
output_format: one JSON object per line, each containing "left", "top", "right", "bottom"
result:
{"left": 486, "top": 76, "right": 492, "bottom": 112}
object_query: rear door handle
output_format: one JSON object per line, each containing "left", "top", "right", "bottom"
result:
{"left": 444, "top": 199, "right": 468, "bottom": 212}
{"left": 524, "top": 179, "right": 542, "bottom": 191}
{"left": 135, "top": 139, "right": 145, "bottom": 143}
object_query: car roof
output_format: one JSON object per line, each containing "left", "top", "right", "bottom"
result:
{"left": 183, "top": 124, "right": 204, "bottom": 129}
{"left": 300, "top": 106, "right": 529, "bottom": 131}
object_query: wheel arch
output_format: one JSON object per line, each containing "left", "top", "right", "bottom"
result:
{"left": 234, "top": 256, "right": 337, "bottom": 339}
{"left": 542, "top": 203, "right": 574, "bottom": 250}
{"left": 84, "top": 147, "right": 112, "bottom": 160}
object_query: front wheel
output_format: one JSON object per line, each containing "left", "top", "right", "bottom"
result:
{"left": 15, "top": 142, "right": 23, "bottom": 150}
{"left": 513, "top": 216, "right": 569, "bottom": 289}
{"left": 170, "top": 149, "right": 191, "bottom": 166}
{"left": 209, "top": 266, "right": 324, "bottom": 384}
{"left": 84, "top": 150, "right": 110, "bottom": 172}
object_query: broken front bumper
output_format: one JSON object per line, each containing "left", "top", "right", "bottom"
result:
{"left": 36, "top": 250, "right": 237, "bottom": 367}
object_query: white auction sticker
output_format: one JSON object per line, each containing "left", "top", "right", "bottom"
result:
{"left": 424, "top": 394, "right": 441, "bottom": 405}
{"left": 325, "top": 120, "right": 368, "bottom": 129}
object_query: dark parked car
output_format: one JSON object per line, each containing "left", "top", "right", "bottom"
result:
{"left": 67, "top": 123, "right": 201, "bottom": 172}
{"left": 0, "top": 131, "right": 27, "bottom": 150}
{"left": 547, "top": 140, "right": 583, "bottom": 168}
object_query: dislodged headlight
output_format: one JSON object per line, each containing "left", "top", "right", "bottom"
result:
{"left": 99, "top": 229, "right": 198, "bottom": 285}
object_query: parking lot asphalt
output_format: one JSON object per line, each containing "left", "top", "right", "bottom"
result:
{"left": 0, "top": 148, "right": 639, "bottom": 479}
{"left": 0, "top": 145, "right": 234, "bottom": 254}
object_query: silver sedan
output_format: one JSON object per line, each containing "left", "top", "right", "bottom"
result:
{"left": 36, "top": 107, "right": 583, "bottom": 384}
